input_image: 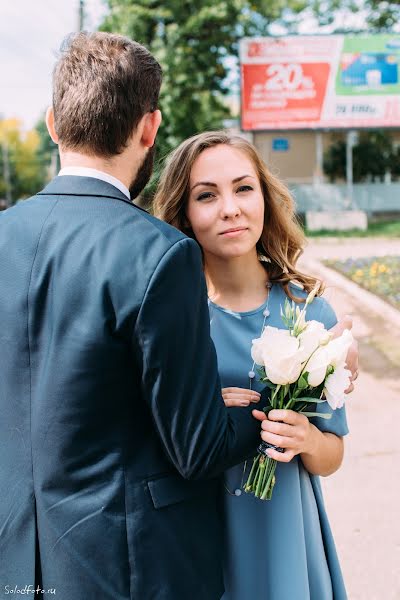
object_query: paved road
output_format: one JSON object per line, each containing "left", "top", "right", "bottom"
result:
{"left": 300, "top": 239, "right": 400, "bottom": 600}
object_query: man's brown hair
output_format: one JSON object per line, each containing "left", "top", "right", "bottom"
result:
{"left": 52, "top": 31, "right": 162, "bottom": 157}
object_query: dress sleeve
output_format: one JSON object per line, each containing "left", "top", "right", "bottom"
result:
{"left": 309, "top": 297, "right": 349, "bottom": 437}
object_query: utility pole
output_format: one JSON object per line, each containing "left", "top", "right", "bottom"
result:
{"left": 346, "top": 130, "right": 358, "bottom": 209}
{"left": 78, "top": 0, "right": 84, "bottom": 31}
{"left": 2, "top": 140, "right": 12, "bottom": 208}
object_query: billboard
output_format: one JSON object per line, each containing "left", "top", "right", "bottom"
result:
{"left": 240, "top": 34, "right": 400, "bottom": 130}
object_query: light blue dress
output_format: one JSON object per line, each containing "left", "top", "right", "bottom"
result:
{"left": 208, "top": 283, "right": 348, "bottom": 600}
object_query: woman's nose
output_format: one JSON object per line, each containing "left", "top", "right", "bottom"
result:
{"left": 220, "top": 194, "right": 241, "bottom": 219}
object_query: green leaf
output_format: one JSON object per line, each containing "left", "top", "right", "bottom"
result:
{"left": 293, "top": 397, "right": 326, "bottom": 404}
{"left": 301, "top": 411, "right": 332, "bottom": 419}
{"left": 260, "top": 379, "right": 276, "bottom": 390}
{"left": 297, "top": 373, "right": 309, "bottom": 390}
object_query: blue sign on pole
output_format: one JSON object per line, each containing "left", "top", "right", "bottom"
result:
{"left": 272, "top": 138, "right": 290, "bottom": 152}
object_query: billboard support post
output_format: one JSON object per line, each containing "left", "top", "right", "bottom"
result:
{"left": 314, "top": 132, "right": 324, "bottom": 185}
{"left": 346, "top": 130, "right": 358, "bottom": 209}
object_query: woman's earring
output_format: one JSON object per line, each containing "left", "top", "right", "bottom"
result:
{"left": 258, "top": 254, "right": 271, "bottom": 263}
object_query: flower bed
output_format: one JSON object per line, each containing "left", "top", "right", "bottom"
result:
{"left": 325, "top": 256, "right": 400, "bottom": 310}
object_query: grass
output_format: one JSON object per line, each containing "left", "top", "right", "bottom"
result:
{"left": 305, "top": 220, "right": 400, "bottom": 238}
{"left": 325, "top": 256, "right": 400, "bottom": 310}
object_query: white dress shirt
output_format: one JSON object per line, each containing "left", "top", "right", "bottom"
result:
{"left": 58, "top": 166, "right": 130, "bottom": 200}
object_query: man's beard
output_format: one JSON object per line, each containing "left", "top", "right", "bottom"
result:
{"left": 129, "top": 145, "right": 155, "bottom": 200}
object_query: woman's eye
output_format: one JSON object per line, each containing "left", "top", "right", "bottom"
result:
{"left": 197, "top": 191, "right": 215, "bottom": 201}
{"left": 237, "top": 185, "right": 253, "bottom": 193}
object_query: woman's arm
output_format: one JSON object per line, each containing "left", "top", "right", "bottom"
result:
{"left": 254, "top": 409, "right": 344, "bottom": 477}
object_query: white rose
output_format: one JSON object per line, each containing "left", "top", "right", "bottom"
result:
{"left": 325, "top": 329, "right": 354, "bottom": 367}
{"left": 251, "top": 326, "right": 303, "bottom": 385}
{"left": 251, "top": 336, "right": 265, "bottom": 366}
{"left": 305, "top": 328, "right": 354, "bottom": 391}
{"left": 324, "top": 363, "right": 352, "bottom": 409}
{"left": 305, "top": 346, "right": 331, "bottom": 387}
{"left": 251, "top": 326, "right": 288, "bottom": 365}
{"left": 298, "top": 320, "right": 331, "bottom": 363}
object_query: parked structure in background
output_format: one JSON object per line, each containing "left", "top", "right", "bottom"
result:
{"left": 239, "top": 33, "right": 400, "bottom": 230}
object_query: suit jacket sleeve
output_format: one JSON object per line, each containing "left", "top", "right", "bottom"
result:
{"left": 134, "top": 237, "right": 260, "bottom": 480}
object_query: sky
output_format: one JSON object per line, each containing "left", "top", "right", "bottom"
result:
{"left": 0, "top": 0, "right": 109, "bottom": 130}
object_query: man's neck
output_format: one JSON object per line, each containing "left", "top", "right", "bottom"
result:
{"left": 60, "top": 148, "right": 142, "bottom": 190}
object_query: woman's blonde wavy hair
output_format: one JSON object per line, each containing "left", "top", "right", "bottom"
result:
{"left": 153, "top": 130, "right": 323, "bottom": 301}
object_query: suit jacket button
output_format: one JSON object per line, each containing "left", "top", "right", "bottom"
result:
{"left": 234, "top": 489, "right": 242, "bottom": 496}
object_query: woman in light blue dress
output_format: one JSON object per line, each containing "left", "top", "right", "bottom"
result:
{"left": 154, "top": 131, "right": 352, "bottom": 600}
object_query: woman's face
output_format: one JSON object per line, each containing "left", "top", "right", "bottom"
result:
{"left": 186, "top": 144, "right": 265, "bottom": 261}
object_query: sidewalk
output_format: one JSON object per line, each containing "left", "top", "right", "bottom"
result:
{"left": 300, "top": 239, "right": 400, "bottom": 600}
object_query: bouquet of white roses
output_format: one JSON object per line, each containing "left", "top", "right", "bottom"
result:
{"left": 244, "top": 289, "right": 353, "bottom": 501}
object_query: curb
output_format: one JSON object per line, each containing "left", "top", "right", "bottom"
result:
{"left": 301, "top": 257, "right": 400, "bottom": 329}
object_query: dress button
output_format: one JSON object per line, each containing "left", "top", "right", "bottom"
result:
{"left": 263, "top": 308, "right": 270, "bottom": 317}
{"left": 234, "top": 489, "right": 242, "bottom": 497}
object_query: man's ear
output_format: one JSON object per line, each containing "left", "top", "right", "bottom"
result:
{"left": 45, "top": 107, "right": 59, "bottom": 144}
{"left": 140, "top": 109, "right": 162, "bottom": 148}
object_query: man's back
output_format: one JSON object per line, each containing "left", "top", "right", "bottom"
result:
{"left": 0, "top": 176, "right": 259, "bottom": 599}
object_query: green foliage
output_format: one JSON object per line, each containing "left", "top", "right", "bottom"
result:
{"left": 308, "top": 0, "right": 400, "bottom": 31}
{"left": 364, "top": 0, "right": 400, "bottom": 30}
{"left": 323, "top": 131, "right": 400, "bottom": 183}
{"left": 0, "top": 118, "right": 47, "bottom": 204}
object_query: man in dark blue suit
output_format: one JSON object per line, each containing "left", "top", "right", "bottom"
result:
{"left": 0, "top": 32, "right": 264, "bottom": 599}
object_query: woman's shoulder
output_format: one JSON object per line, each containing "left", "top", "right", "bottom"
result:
{"left": 274, "top": 282, "right": 337, "bottom": 329}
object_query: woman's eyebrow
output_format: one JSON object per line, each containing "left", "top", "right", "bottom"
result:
{"left": 232, "top": 175, "right": 255, "bottom": 183}
{"left": 190, "top": 175, "right": 255, "bottom": 192}
{"left": 190, "top": 181, "right": 217, "bottom": 191}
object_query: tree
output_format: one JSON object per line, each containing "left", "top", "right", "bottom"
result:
{"left": 364, "top": 0, "right": 400, "bottom": 30}
{"left": 323, "top": 131, "right": 398, "bottom": 182}
{"left": 308, "top": 0, "right": 400, "bottom": 31}
{"left": 0, "top": 118, "right": 45, "bottom": 204}
{"left": 100, "top": 0, "right": 308, "bottom": 201}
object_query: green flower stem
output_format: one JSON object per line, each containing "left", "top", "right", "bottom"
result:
{"left": 270, "top": 384, "right": 281, "bottom": 408}
{"left": 244, "top": 455, "right": 259, "bottom": 492}
{"left": 250, "top": 461, "right": 262, "bottom": 493}
{"left": 255, "top": 459, "right": 266, "bottom": 497}
{"left": 261, "top": 459, "right": 277, "bottom": 500}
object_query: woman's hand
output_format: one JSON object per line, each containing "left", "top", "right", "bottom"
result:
{"left": 252, "top": 408, "right": 344, "bottom": 475}
{"left": 257, "top": 409, "right": 316, "bottom": 463}
{"left": 221, "top": 387, "right": 261, "bottom": 408}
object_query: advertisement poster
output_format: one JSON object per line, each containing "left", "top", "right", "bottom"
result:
{"left": 240, "top": 34, "right": 400, "bottom": 130}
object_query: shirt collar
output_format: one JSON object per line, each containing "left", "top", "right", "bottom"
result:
{"left": 58, "top": 166, "right": 130, "bottom": 200}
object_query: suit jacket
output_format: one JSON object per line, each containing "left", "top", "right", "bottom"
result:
{"left": 0, "top": 176, "right": 260, "bottom": 599}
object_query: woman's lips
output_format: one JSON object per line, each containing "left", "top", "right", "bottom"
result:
{"left": 220, "top": 227, "right": 248, "bottom": 237}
